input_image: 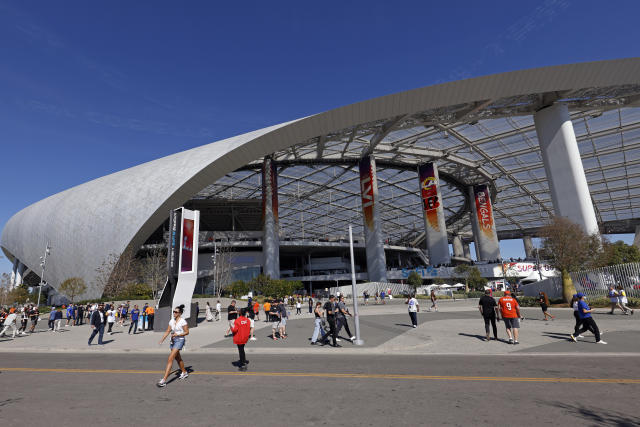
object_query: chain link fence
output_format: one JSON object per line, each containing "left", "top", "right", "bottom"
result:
{"left": 571, "top": 263, "right": 640, "bottom": 299}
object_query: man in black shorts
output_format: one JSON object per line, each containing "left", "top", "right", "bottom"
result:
{"left": 225, "top": 300, "right": 238, "bottom": 337}
{"left": 478, "top": 289, "right": 498, "bottom": 341}
{"left": 323, "top": 295, "right": 339, "bottom": 347}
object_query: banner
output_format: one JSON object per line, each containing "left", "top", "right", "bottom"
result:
{"left": 474, "top": 184, "right": 495, "bottom": 238}
{"left": 167, "top": 208, "right": 182, "bottom": 278}
{"left": 418, "top": 163, "right": 441, "bottom": 232}
{"left": 262, "top": 157, "right": 279, "bottom": 224}
{"left": 181, "top": 218, "right": 195, "bottom": 272}
{"left": 359, "top": 156, "right": 375, "bottom": 231}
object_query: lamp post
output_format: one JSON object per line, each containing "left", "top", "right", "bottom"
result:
{"left": 348, "top": 225, "right": 363, "bottom": 345}
{"left": 37, "top": 241, "right": 51, "bottom": 306}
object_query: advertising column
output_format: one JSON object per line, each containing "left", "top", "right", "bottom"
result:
{"left": 262, "top": 156, "right": 280, "bottom": 279}
{"left": 418, "top": 162, "right": 450, "bottom": 265}
{"left": 469, "top": 184, "right": 500, "bottom": 261}
{"left": 359, "top": 155, "right": 388, "bottom": 282}
{"left": 172, "top": 208, "right": 200, "bottom": 320}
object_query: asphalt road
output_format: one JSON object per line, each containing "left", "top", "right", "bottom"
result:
{"left": 1, "top": 352, "right": 639, "bottom": 426}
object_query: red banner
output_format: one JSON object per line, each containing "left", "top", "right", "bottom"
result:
{"left": 181, "top": 218, "right": 194, "bottom": 272}
{"left": 474, "top": 184, "right": 494, "bottom": 238}
{"left": 359, "top": 157, "right": 375, "bottom": 231}
{"left": 418, "top": 163, "right": 440, "bottom": 232}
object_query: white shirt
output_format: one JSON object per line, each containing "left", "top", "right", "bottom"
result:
{"left": 408, "top": 298, "right": 419, "bottom": 312}
{"left": 107, "top": 310, "right": 116, "bottom": 323}
{"left": 169, "top": 317, "right": 188, "bottom": 335}
{"left": 4, "top": 313, "right": 17, "bottom": 324}
{"left": 216, "top": 303, "right": 221, "bottom": 311}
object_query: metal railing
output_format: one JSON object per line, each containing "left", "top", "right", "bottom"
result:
{"left": 571, "top": 262, "right": 640, "bottom": 299}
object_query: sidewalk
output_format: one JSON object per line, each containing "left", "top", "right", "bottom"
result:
{"left": 1, "top": 300, "right": 638, "bottom": 356}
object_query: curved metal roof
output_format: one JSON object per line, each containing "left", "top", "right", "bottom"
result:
{"left": 3, "top": 58, "right": 640, "bottom": 299}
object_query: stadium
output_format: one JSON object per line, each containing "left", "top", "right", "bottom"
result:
{"left": 2, "top": 58, "right": 640, "bottom": 301}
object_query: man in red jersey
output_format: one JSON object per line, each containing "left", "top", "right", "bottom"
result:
{"left": 498, "top": 290, "right": 521, "bottom": 345}
{"left": 231, "top": 308, "right": 251, "bottom": 370}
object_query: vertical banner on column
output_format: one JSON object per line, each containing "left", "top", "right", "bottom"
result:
{"left": 172, "top": 208, "right": 199, "bottom": 319}
{"left": 418, "top": 162, "right": 450, "bottom": 265}
{"left": 262, "top": 156, "right": 280, "bottom": 279}
{"left": 359, "top": 156, "right": 387, "bottom": 282}
{"left": 471, "top": 184, "right": 500, "bottom": 260}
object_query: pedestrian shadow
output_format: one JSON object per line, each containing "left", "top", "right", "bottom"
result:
{"left": 543, "top": 400, "right": 640, "bottom": 426}
{"left": 394, "top": 323, "right": 415, "bottom": 328}
{"left": 100, "top": 339, "right": 115, "bottom": 345}
{"left": 458, "top": 333, "right": 487, "bottom": 341}
{"left": 541, "top": 332, "right": 572, "bottom": 341}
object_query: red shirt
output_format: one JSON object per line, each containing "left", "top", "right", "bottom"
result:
{"left": 231, "top": 316, "right": 251, "bottom": 345}
{"left": 498, "top": 296, "right": 519, "bottom": 318}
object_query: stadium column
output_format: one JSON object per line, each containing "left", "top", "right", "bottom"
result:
{"left": 262, "top": 156, "right": 280, "bottom": 279}
{"left": 359, "top": 155, "right": 388, "bottom": 282}
{"left": 634, "top": 225, "right": 640, "bottom": 250}
{"left": 522, "top": 235, "right": 534, "bottom": 259}
{"left": 534, "top": 103, "right": 599, "bottom": 235}
{"left": 452, "top": 235, "right": 464, "bottom": 258}
{"left": 463, "top": 242, "right": 472, "bottom": 259}
{"left": 15, "top": 261, "right": 25, "bottom": 287}
{"left": 417, "top": 162, "right": 451, "bottom": 265}
{"left": 10, "top": 258, "right": 18, "bottom": 289}
{"left": 468, "top": 184, "right": 501, "bottom": 261}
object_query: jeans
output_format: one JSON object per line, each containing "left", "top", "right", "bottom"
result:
{"left": 48, "top": 319, "right": 55, "bottom": 330}
{"left": 483, "top": 315, "right": 497, "bottom": 338}
{"left": 107, "top": 322, "right": 114, "bottom": 333}
{"left": 409, "top": 311, "right": 418, "bottom": 327}
{"left": 311, "top": 318, "right": 326, "bottom": 343}
{"left": 577, "top": 317, "right": 601, "bottom": 342}
{"left": 88, "top": 324, "right": 105, "bottom": 345}
{"left": 129, "top": 319, "right": 138, "bottom": 334}
{"left": 336, "top": 316, "right": 352, "bottom": 337}
{"left": 55, "top": 319, "right": 62, "bottom": 331}
{"left": 327, "top": 317, "right": 337, "bottom": 346}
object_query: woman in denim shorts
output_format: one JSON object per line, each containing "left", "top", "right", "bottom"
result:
{"left": 157, "top": 304, "right": 190, "bottom": 387}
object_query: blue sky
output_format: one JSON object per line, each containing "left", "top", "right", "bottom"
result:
{"left": 1, "top": 0, "right": 637, "bottom": 274}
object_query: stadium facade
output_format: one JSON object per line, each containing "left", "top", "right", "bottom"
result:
{"left": 3, "top": 58, "right": 640, "bottom": 300}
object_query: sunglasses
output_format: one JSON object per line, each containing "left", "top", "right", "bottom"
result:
{"left": 173, "top": 311, "right": 180, "bottom": 313}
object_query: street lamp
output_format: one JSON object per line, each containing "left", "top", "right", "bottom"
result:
{"left": 37, "top": 241, "right": 51, "bottom": 306}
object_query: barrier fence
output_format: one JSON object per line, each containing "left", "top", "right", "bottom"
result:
{"left": 570, "top": 262, "right": 640, "bottom": 299}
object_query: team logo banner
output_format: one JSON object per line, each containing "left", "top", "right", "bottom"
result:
{"left": 418, "top": 162, "right": 440, "bottom": 232}
{"left": 181, "top": 218, "right": 194, "bottom": 273}
{"left": 359, "top": 156, "right": 375, "bottom": 231}
{"left": 261, "top": 158, "right": 279, "bottom": 223}
{"left": 474, "top": 184, "right": 495, "bottom": 238}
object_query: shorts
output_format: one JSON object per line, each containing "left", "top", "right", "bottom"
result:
{"left": 540, "top": 303, "right": 548, "bottom": 312}
{"left": 249, "top": 318, "right": 255, "bottom": 328}
{"left": 228, "top": 319, "right": 236, "bottom": 328}
{"left": 280, "top": 318, "right": 287, "bottom": 327}
{"left": 170, "top": 336, "right": 185, "bottom": 350}
{"left": 503, "top": 317, "right": 520, "bottom": 329}
{"left": 271, "top": 321, "right": 280, "bottom": 329}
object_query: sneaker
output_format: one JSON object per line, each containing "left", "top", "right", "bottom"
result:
{"left": 570, "top": 334, "right": 577, "bottom": 342}
{"left": 336, "top": 338, "right": 342, "bottom": 342}
{"left": 250, "top": 337, "right": 257, "bottom": 341}
{"left": 514, "top": 341, "right": 519, "bottom": 345}
{"left": 350, "top": 336, "right": 356, "bottom": 341}
{"left": 310, "top": 342, "right": 317, "bottom": 345}
{"left": 596, "top": 340, "right": 607, "bottom": 345}
{"left": 179, "top": 371, "right": 189, "bottom": 380}
{"left": 156, "top": 379, "right": 167, "bottom": 387}
{"left": 577, "top": 334, "right": 584, "bottom": 338}
{"left": 412, "top": 325, "right": 417, "bottom": 328}
{"left": 508, "top": 339, "right": 513, "bottom": 344}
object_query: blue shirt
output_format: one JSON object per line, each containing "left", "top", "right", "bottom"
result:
{"left": 577, "top": 300, "right": 591, "bottom": 319}
{"left": 130, "top": 308, "right": 140, "bottom": 321}
{"left": 49, "top": 311, "right": 56, "bottom": 320}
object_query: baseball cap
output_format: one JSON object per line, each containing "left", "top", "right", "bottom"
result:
{"left": 576, "top": 292, "right": 585, "bottom": 298}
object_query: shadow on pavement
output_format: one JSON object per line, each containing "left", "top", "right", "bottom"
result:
{"left": 541, "top": 332, "right": 572, "bottom": 341}
{"left": 458, "top": 333, "right": 488, "bottom": 341}
{"left": 544, "top": 401, "right": 640, "bottom": 426}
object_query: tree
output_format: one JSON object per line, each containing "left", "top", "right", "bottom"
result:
{"left": 59, "top": 277, "right": 87, "bottom": 303}
{"left": 602, "top": 240, "right": 640, "bottom": 266}
{"left": 453, "top": 264, "right": 472, "bottom": 293}
{"left": 95, "top": 249, "right": 141, "bottom": 298}
{"left": 540, "top": 217, "right": 603, "bottom": 303}
{"left": 467, "top": 267, "right": 487, "bottom": 290}
{"left": 407, "top": 271, "right": 423, "bottom": 293}
{"left": 140, "top": 248, "right": 167, "bottom": 300}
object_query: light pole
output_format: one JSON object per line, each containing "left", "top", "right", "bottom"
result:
{"left": 37, "top": 241, "right": 51, "bottom": 306}
{"left": 348, "top": 225, "right": 363, "bottom": 345}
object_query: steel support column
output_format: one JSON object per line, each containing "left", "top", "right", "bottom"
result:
{"left": 463, "top": 243, "right": 472, "bottom": 260}
{"left": 359, "top": 155, "right": 388, "bottom": 282}
{"left": 15, "top": 261, "right": 25, "bottom": 287}
{"left": 10, "top": 258, "right": 18, "bottom": 289}
{"left": 417, "top": 162, "right": 451, "bottom": 265}
{"left": 262, "top": 156, "right": 280, "bottom": 279}
{"left": 523, "top": 236, "right": 534, "bottom": 259}
{"left": 534, "top": 103, "right": 599, "bottom": 235}
{"left": 452, "top": 235, "right": 464, "bottom": 258}
{"left": 469, "top": 184, "right": 501, "bottom": 261}
{"left": 634, "top": 225, "right": 640, "bottom": 250}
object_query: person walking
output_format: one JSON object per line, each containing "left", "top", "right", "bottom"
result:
{"left": 478, "top": 289, "right": 498, "bottom": 341}
{"left": 76, "top": 304, "right": 84, "bottom": 326}
{"left": 498, "top": 290, "right": 521, "bottom": 345}
{"left": 225, "top": 300, "right": 238, "bottom": 337}
{"left": 18, "top": 307, "right": 29, "bottom": 335}
{"left": 28, "top": 306, "right": 39, "bottom": 333}
{"left": 0, "top": 310, "right": 17, "bottom": 338}
{"left": 146, "top": 305, "right": 155, "bottom": 330}
{"left": 129, "top": 305, "right": 140, "bottom": 334}
{"left": 363, "top": 291, "right": 369, "bottom": 306}
{"left": 323, "top": 295, "right": 339, "bottom": 347}
{"left": 618, "top": 286, "right": 633, "bottom": 315}
{"left": 538, "top": 292, "right": 555, "bottom": 321}
{"left": 231, "top": 308, "right": 251, "bottom": 370}
{"left": 157, "top": 305, "right": 190, "bottom": 387}
{"left": 141, "top": 303, "right": 149, "bottom": 330}
{"left": 296, "top": 299, "right": 302, "bottom": 315}
{"left": 428, "top": 290, "right": 439, "bottom": 312}
{"left": 308, "top": 296, "right": 313, "bottom": 314}
{"left": 570, "top": 294, "right": 584, "bottom": 340}
{"left": 54, "top": 307, "right": 63, "bottom": 332}
{"left": 263, "top": 300, "right": 271, "bottom": 323}
{"left": 335, "top": 295, "right": 355, "bottom": 341}
{"left": 571, "top": 293, "right": 607, "bottom": 344}
{"left": 205, "top": 302, "right": 214, "bottom": 322}
{"left": 310, "top": 302, "right": 327, "bottom": 345}
{"left": 66, "top": 304, "right": 73, "bottom": 327}
{"left": 106, "top": 306, "right": 116, "bottom": 334}
{"left": 278, "top": 300, "right": 288, "bottom": 339}
{"left": 215, "top": 300, "right": 222, "bottom": 321}
{"left": 608, "top": 286, "right": 622, "bottom": 314}
{"left": 253, "top": 301, "right": 260, "bottom": 321}
{"left": 48, "top": 308, "right": 56, "bottom": 331}
{"left": 407, "top": 293, "right": 419, "bottom": 328}
{"left": 269, "top": 301, "right": 281, "bottom": 340}
{"left": 88, "top": 303, "right": 106, "bottom": 345}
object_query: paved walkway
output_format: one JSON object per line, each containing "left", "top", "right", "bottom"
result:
{"left": 1, "top": 299, "right": 638, "bottom": 355}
